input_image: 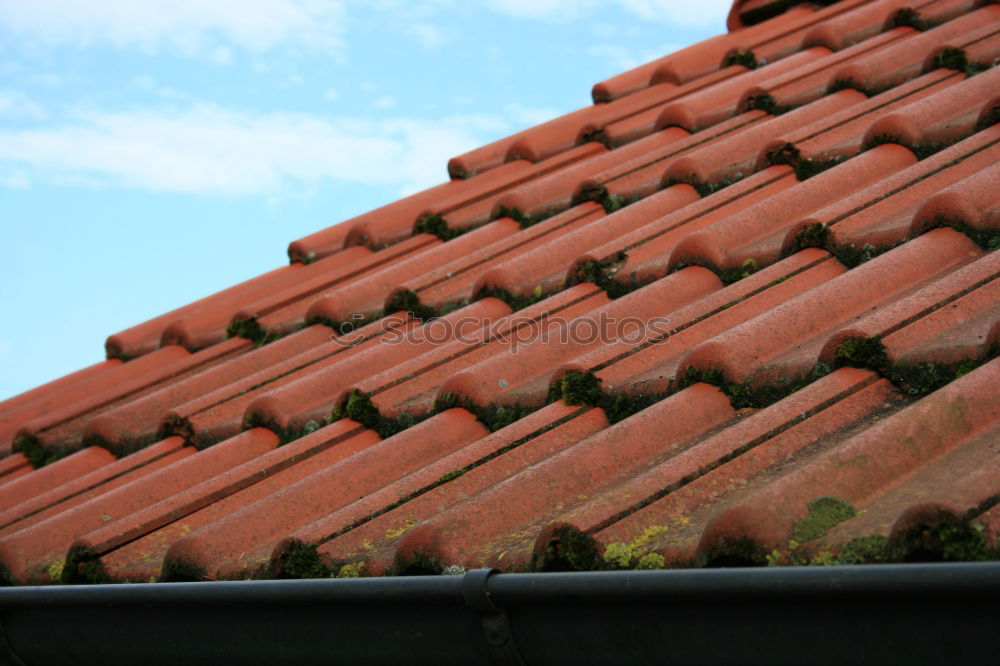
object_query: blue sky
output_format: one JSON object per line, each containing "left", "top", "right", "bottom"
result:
{"left": 0, "top": 0, "right": 727, "bottom": 401}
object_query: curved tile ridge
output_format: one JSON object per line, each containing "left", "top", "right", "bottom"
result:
{"left": 0, "top": 430, "right": 276, "bottom": 584}
{"left": 160, "top": 409, "right": 485, "bottom": 581}
{"left": 669, "top": 144, "right": 917, "bottom": 274}
{"left": 698, "top": 355, "right": 1000, "bottom": 560}
{"left": 275, "top": 401, "right": 607, "bottom": 578}
{"left": 549, "top": 367, "right": 887, "bottom": 567}
{"left": 678, "top": 227, "right": 979, "bottom": 389}
{"left": 395, "top": 383, "right": 735, "bottom": 571}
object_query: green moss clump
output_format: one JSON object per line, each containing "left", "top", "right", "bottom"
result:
{"left": 344, "top": 390, "right": 382, "bottom": 431}
{"left": 835, "top": 337, "right": 890, "bottom": 373}
{"left": 554, "top": 370, "right": 604, "bottom": 406}
{"left": 700, "top": 536, "right": 766, "bottom": 567}
{"left": 836, "top": 535, "right": 890, "bottom": 564}
{"left": 12, "top": 434, "right": 70, "bottom": 468}
{"left": 391, "top": 552, "right": 443, "bottom": 576}
{"left": 385, "top": 289, "right": 436, "bottom": 322}
{"left": 635, "top": 552, "right": 666, "bottom": 569}
{"left": 793, "top": 223, "right": 828, "bottom": 251}
{"left": 602, "top": 192, "right": 642, "bottom": 213}
{"left": 719, "top": 258, "right": 759, "bottom": 286}
{"left": 891, "top": 518, "right": 995, "bottom": 562}
{"left": 834, "top": 242, "right": 885, "bottom": 268}
{"left": 436, "top": 468, "right": 466, "bottom": 484}
{"left": 274, "top": 541, "right": 332, "bottom": 579}
{"left": 928, "top": 216, "right": 1000, "bottom": 251}
{"left": 791, "top": 497, "right": 859, "bottom": 542}
{"left": 890, "top": 7, "right": 925, "bottom": 30}
{"left": 414, "top": 214, "right": 459, "bottom": 241}
{"left": 474, "top": 284, "right": 547, "bottom": 311}
{"left": 746, "top": 92, "right": 795, "bottom": 116}
{"left": 682, "top": 364, "right": 830, "bottom": 410}
{"left": 723, "top": 49, "right": 757, "bottom": 69}
{"left": 532, "top": 524, "right": 603, "bottom": 572}
{"left": 767, "top": 142, "right": 800, "bottom": 166}
{"left": 794, "top": 156, "right": 846, "bottom": 181}
{"left": 933, "top": 47, "right": 968, "bottom": 73}
{"left": 434, "top": 393, "right": 536, "bottom": 433}
{"left": 890, "top": 359, "right": 984, "bottom": 397}
{"left": 579, "top": 128, "right": 611, "bottom": 148}
{"left": 493, "top": 205, "right": 557, "bottom": 230}
{"left": 226, "top": 317, "right": 268, "bottom": 345}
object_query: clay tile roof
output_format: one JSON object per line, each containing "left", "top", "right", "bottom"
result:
{"left": 1, "top": 0, "right": 998, "bottom": 585}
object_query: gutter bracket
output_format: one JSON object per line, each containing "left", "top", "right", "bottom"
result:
{"left": 462, "top": 568, "right": 528, "bottom": 666}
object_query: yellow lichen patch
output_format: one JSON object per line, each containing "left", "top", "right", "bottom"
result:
{"left": 384, "top": 518, "right": 419, "bottom": 540}
{"left": 337, "top": 562, "right": 365, "bottom": 578}
{"left": 47, "top": 559, "right": 66, "bottom": 582}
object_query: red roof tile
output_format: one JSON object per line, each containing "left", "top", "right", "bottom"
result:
{"left": 2, "top": 0, "right": 998, "bottom": 585}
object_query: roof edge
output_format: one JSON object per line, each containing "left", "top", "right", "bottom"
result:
{"left": 727, "top": 0, "right": 834, "bottom": 31}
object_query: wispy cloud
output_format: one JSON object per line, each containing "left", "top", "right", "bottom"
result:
{"left": 0, "top": 102, "right": 514, "bottom": 196}
{"left": 588, "top": 42, "right": 685, "bottom": 72}
{"left": 486, "top": 0, "right": 728, "bottom": 27}
{"left": 0, "top": 0, "right": 346, "bottom": 57}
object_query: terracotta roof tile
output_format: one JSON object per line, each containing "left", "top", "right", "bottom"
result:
{"left": 2, "top": 0, "right": 998, "bottom": 584}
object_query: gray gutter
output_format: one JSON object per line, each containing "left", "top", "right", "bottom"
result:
{"left": 1, "top": 563, "right": 998, "bottom": 665}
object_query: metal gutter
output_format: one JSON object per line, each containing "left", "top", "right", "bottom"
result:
{"left": 1, "top": 563, "right": 998, "bottom": 665}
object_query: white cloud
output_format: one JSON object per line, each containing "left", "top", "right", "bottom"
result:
{"left": 324, "top": 88, "right": 339, "bottom": 101}
{"left": 373, "top": 95, "right": 397, "bottom": 109}
{"left": 616, "top": 0, "right": 731, "bottom": 27}
{"left": 0, "top": 0, "right": 346, "bottom": 57}
{"left": 487, "top": 0, "right": 728, "bottom": 27}
{"left": 504, "top": 103, "right": 559, "bottom": 126}
{"left": 588, "top": 42, "right": 685, "bottom": 71}
{"left": 409, "top": 23, "right": 446, "bottom": 48}
{"left": 0, "top": 89, "right": 46, "bottom": 120}
{"left": 0, "top": 170, "right": 30, "bottom": 189}
{"left": 0, "top": 103, "right": 512, "bottom": 196}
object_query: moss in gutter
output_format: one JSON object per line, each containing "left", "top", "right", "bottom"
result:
{"left": 744, "top": 92, "right": 796, "bottom": 116}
